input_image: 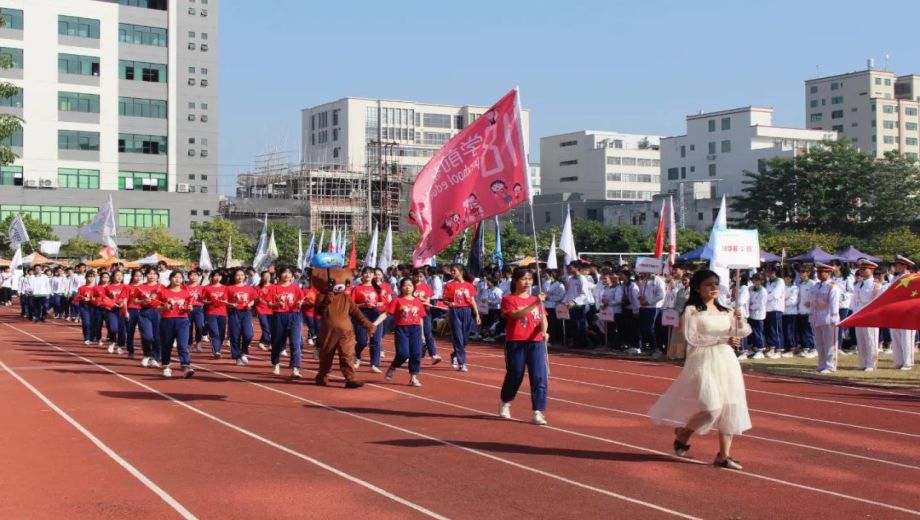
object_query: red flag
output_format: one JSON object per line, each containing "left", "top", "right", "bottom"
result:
{"left": 667, "top": 196, "right": 677, "bottom": 267}
{"left": 653, "top": 199, "right": 666, "bottom": 259}
{"left": 839, "top": 273, "right": 920, "bottom": 329}
{"left": 347, "top": 230, "right": 357, "bottom": 269}
{"left": 409, "top": 89, "right": 527, "bottom": 266}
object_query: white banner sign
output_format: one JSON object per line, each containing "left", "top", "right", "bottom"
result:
{"left": 39, "top": 240, "right": 61, "bottom": 255}
{"left": 599, "top": 307, "right": 615, "bottom": 322}
{"left": 554, "top": 303, "right": 570, "bottom": 320}
{"left": 712, "top": 229, "right": 761, "bottom": 269}
{"left": 635, "top": 257, "right": 664, "bottom": 274}
{"left": 661, "top": 309, "right": 681, "bottom": 327}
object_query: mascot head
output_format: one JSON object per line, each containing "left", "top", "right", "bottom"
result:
{"left": 311, "top": 252, "right": 350, "bottom": 294}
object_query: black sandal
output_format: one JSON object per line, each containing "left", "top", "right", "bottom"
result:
{"left": 714, "top": 454, "right": 743, "bottom": 470}
{"left": 672, "top": 428, "right": 691, "bottom": 457}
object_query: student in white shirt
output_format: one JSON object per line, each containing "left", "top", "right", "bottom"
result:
{"left": 19, "top": 267, "right": 33, "bottom": 319}
{"left": 0, "top": 266, "right": 12, "bottom": 306}
{"left": 781, "top": 271, "right": 798, "bottom": 358}
{"left": 747, "top": 274, "right": 768, "bottom": 358}
{"left": 763, "top": 267, "right": 786, "bottom": 357}
{"left": 796, "top": 265, "right": 817, "bottom": 358}
{"left": 30, "top": 269, "right": 52, "bottom": 322}
{"left": 636, "top": 272, "right": 666, "bottom": 354}
{"left": 543, "top": 270, "right": 565, "bottom": 344}
{"left": 562, "top": 262, "right": 591, "bottom": 348}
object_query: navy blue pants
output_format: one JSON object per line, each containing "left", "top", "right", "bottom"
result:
{"left": 80, "top": 304, "right": 95, "bottom": 342}
{"left": 796, "top": 314, "right": 814, "bottom": 350}
{"left": 206, "top": 314, "right": 226, "bottom": 354}
{"left": 30, "top": 295, "right": 48, "bottom": 322}
{"left": 748, "top": 318, "right": 765, "bottom": 350}
{"left": 91, "top": 306, "right": 105, "bottom": 342}
{"left": 638, "top": 308, "right": 659, "bottom": 350}
{"left": 160, "top": 317, "right": 191, "bottom": 367}
{"left": 838, "top": 308, "right": 853, "bottom": 348}
{"left": 391, "top": 325, "right": 423, "bottom": 375}
{"left": 421, "top": 314, "right": 438, "bottom": 357}
{"left": 271, "top": 312, "right": 303, "bottom": 368}
{"left": 69, "top": 296, "right": 80, "bottom": 319}
{"left": 227, "top": 308, "right": 253, "bottom": 359}
{"left": 783, "top": 313, "right": 798, "bottom": 351}
{"left": 355, "top": 308, "right": 383, "bottom": 367}
{"left": 20, "top": 293, "right": 31, "bottom": 318}
{"left": 765, "top": 311, "right": 784, "bottom": 350}
{"left": 448, "top": 306, "right": 473, "bottom": 365}
{"left": 880, "top": 328, "right": 892, "bottom": 344}
{"left": 189, "top": 306, "right": 205, "bottom": 343}
{"left": 304, "top": 315, "right": 321, "bottom": 341}
{"left": 126, "top": 308, "right": 140, "bottom": 354}
{"left": 138, "top": 308, "right": 161, "bottom": 359}
{"left": 615, "top": 312, "right": 635, "bottom": 349}
{"left": 257, "top": 312, "right": 273, "bottom": 345}
{"left": 105, "top": 310, "right": 127, "bottom": 347}
{"left": 500, "top": 341, "right": 548, "bottom": 411}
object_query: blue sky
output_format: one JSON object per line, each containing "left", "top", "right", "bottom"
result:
{"left": 218, "top": 0, "right": 920, "bottom": 194}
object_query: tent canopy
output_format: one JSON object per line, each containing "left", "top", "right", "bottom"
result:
{"left": 676, "top": 244, "right": 706, "bottom": 262}
{"left": 787, "top": 246, "right": 842, "bottom": 263}
{"left": 836, "top": 246, "right": 882, "bottom": 263}
{"left": 22, "top": 252, "right": 67, "bottom": 266}
{"left": 85, "top": 257, "right": 139, "bottom": 269}
{"left": 760, "top": 251, "right": 782, "bottom": 263}
{"left": 134, "top": 253, "right": 185, "bottom": 267}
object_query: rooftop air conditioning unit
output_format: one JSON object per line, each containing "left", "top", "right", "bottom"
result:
{"left": 200, "top": 44, "right": 208, "bottom": 52}
{"left": 188, "top": 114, "right": 196, "bottom": 121}
{"left": 176, "top": 183, "right": 190, "bottom": 193}
{"left": 40, "top": 179, "right": 57, "bottom": 188}
{"left": 187, "top": 78, "right": 196, "bottom": 86}
{"left": 188, "top": 43, "right": 196, "bottom": 50}
{"left": 200, "top": 115, "right": 208, "bottom": 122}
{"left": 24, "top": 179, "right": 38, "bottom": 188}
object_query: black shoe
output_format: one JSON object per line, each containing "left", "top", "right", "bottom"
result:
{"left": 344, "top": 380, "right": 365, "bottom": 389}
{"left": 714, "top": 454, "right": 743, "bottom": 470}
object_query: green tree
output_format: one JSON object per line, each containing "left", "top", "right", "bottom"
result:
{"left": 267, "top": 222, "right": 299, "bottom": 266}
{"left": 871, "top": 228, "right": 920, "bottom": 261}
{"left": 759, "top": 229, "right": 846, "bottom": 256}
{"left": 0, "top": 214, "right": 58, "bottom": 255}
{"left": 187, "top": 218, "right": 253, "bottom": 265}
{"left": 863, "top": 152, "right": 920, "bottom": 235}
{"left": 127, "top": 226, "right": 187, "bottom": 260}
{"left": 61, "top": 236, "right": 102, "bottom": 259}
{"left": 0, "top": 16, "right": 22, "bottom": 167}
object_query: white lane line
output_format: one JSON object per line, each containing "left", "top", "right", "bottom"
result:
{"left": 466, "top": 348, "right": 920, "bottom": 413}
{"left": 3, "top": 324, "right": 448, "bottom": 520}
{"left": 0, "top": 358, "right": 198, "bottom": 520}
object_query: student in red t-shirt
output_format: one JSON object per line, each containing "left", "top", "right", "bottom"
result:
{"left": 268, "top": 267, "right": 304, "bottom": 379}
{"left": 443, "top": 264, "right": 481, "bottom": 372}
{"left": 255, "top": 271, "right": 274, "bottom": 351}
{"left": 226, "top": 268, "right": 257, "bottom": 366}
{"left": 185, "top": 270, "right": 207, "bottom": 352}
{"left": 157, "top": 271, "right": 194, "bottom": 378}
{"left": 77, "top": 271, "right": 98, "bottom": 345}
{"left": 351, "top": 267, "right": 385, "bottom": 373}
{"left": 133, "top": 268, "right": 164, "bottom": 368}
{"left": 375, "top": 278, "right": 427, "bottom": 387}
{"left": 92, "top": 271, "right": 112, "bottom": 347}
{"left": 301, "top": 278, "right": 320, "bottom": 358}
{"left": 102, "top": 270, "right": 130, "bottom": 355}
{"left": 412, "top": 268, "right": 441, "bottom": 365}
{"left": 201, "top": 270, "right": 228, "bottom": 358}
{"left": 498, "top": 266, "right": 549, "bottom": 426}
{"left": 125, "top": 269, "right": 144, "bottom": 359}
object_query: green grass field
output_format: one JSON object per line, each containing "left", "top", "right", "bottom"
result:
{"left": 739, "top": 350, "right": 920, "bottom": 389}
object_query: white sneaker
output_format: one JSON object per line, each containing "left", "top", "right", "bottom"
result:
{"left": 499, "top": 402, "right": 512, "bottom": 419}
{"left": 282, "top": 349, "right": 289, "bottom": 357}
{"left": 900, "top": 366, "right": 913, "bottom": 371}
{"left": 767, "top": 352, "right": 781, "bottom": 360}
{"left": 818, "top": 369, "right": 832, "bottom": 374}
{"left": 141, "top": 356, "right": 150, "bottom": 367}
{"left": 258, "top": 342, "right": 268, "bottom": 351}
{"left": 272, "top": 364, "right": 281, "bottom": 375}
{"left": 451, "top": 358, "right": 459, "bottom": 369}
{"left": 409, "top": 375, "right": 421, "bottom": 387}
{"left": 626, "top": 347, "right": 641, "bottom": 355}
{"left": 202, "top": 335, "right": 209, "bottom": 343}
{"left": 353, "top": 359, "right": 361, "bottom": 369}
{"left": 780, "top": 352, "right": 793, "bottom": 358}
{"left": 385, "top": 367, "right": 395, "bottom": 381}
{"left": 307, "top": 338, "right": 315, "bottom": 346}
{"left": 241, "top": 355, "right": 249, "bottom": 365}
{"left": 863, "top": 367, "right": 875, "bottom": 372}
{"left": 459, "top": 365, "right": 469, "bottom": 372}
{"left": 380, "top": 350, "right": 387, "bottom": 359}
{"left": 83, "top": 340, "right": 92, "bottom": 345}
{"left": 116, "top": 347, "right": 123, "bottom": 355}
{"left": 532, "top": 411, "right": 547, "bottom": 425}
{"left": 737, "top": 352, "right": 749, "bottom": 361}
{"left": 184, "top": 367, "right": 195, "bottom": 378}
{"left": 107, "top": 343, "right": 116, "bottom": 353}
{"left": 162, "top": 366, "right": 172, "bottom": 377}
{"left": 431, "top": 355, "right": 442, "bottom": 365}
{"left": 292, "top": 368, "right": 301, "bottom": 379}
{"left": 194, "top": 343, "right": 204, "bottom": 353}
{"left": 150, "top": 360, "right": 161, "bottom": 368}
{"left": 98, "top": 340, "right": 105, "bottom": 348}
{"left": 369, "top": 365, "right": 382, "bottom": 374}
{"left": 236, "top": 358, "right": 246, "bottom": 366}
{"left": 752, "top": 351, "right": 765, "bottom": 359}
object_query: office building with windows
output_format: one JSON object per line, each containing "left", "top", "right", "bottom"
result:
{"left": 527, "top": 162, "right": 541, "bottom": 196}
{"left": 805, "top": 66, "right": 920, "bottom": 159}
{"left": 540, "top": 130, "right": 662, "bottom": 202}
{"left": 660, "top": 107, "right": 835, "bottom": 205}
{"left": 0, "top": 0, "right": 218, "bottom": 243}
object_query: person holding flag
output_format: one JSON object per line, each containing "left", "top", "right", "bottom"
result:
{"left": 443, "top": 264, "right": 480, "bottom": 371}
{"left": 888, "top": 255, "right": 915, "bottom": 371}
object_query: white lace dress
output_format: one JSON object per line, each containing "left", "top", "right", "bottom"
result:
{"left": 649, "top": 307, "right": 753, "bottom": 435}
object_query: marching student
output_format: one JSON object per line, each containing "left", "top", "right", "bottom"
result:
{"left": 890, "top": 255, "right": 916, "bottom": 370}
{"left": 637, "top": 271, "right": 666, "bottom": 355}
{"left": 852, "top": 259, "right": 882, "bottom": 371}
{"left": 133, "top": 269, "right": 164, "bottom": 367}
{"left": 352, "top": 267, "right": 385, "bottom": 373}
{"left": 124, "top": 269, "right": 144, "bottom": 359}
{"left": 443, "top": 264, "right": 481, "bottom": 372}
{"left": 30, "top": 267, "right": 52, "bottom": 323}
{"left": 377, "top": 277, "right": 428, "bottom": 387}
{"left": 255, "top": 271, "right": 274, "bottom": 351}
{"left": 77, "top": 271, "right": 98, "bottom": 344}
{"left": 810, "top": 263, "right": 841, "bottom": 374}
{"left": 747, "top": 274, "right": 767, "bottom": 359}
{"left": 92, "top": 271, "right": 111, "bottom": 344}
{"left": 157, "top": 271, "right": 195, "bottom": 378}
{"left": 412, "top": 268, "right": 441, "bottom": 364}
{"left": 50, "top": 267, "right": 66, "bottom": 319}
{"left": 226, "top": 268, "right": 257, "bottom": 366}
{"left": 650, "top": 269, "right": 752, "bottom": 471}
{"left": 19, "top": 266, "right": 33, "bottom": 320}
{"left": 185, "top": 270, "right": 207, "bottom": 353}
{"left": 102, "top": 270, "right": 130, "bottom": 355}
{"left": 301, "top": 279, "right": 321, "bottom": 360}
{"left": 268, "top": 267, "right": 304, "bottom": 379}
{"left": 201, "top": 270, "right": 229, "bottom": 359}
{"left": 498, "top": 267, "right": 549, "bottom": 425}
{"left": 0, "top": 265, "right": 12, "bottom": 306}
{"left": 781, "top": 271, "right": 798, "bottom": 358}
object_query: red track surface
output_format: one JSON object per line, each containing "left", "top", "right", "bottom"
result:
{"left": 1, "top": 307, "right": 919, "bottom": 519}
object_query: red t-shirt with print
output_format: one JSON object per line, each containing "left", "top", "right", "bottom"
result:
{"left": 501, "top": 294, "right": 545, "bottom": 342}
{"left": 385, "top": 297, "right": 426, "bottom": 326}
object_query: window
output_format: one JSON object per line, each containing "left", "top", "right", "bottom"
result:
{"left": 907, "top": 107, "right": 919, "bottom": 116}
{"left": 0, "top": 87, "right": 22, "bottom": 107}
{"left": 119, "top": 24, "right": 167, "bottom": 46}
{"left": 707, "top": 142, "right": 715, "bottom": 154}
{"left": 119, "top": 97, "right": 167, "bottom": 118}
{"left": 709, "top": 164, "right": 717, "bottom": 177}
{"left": 875, "top": 78, "right": 882, "bottom": 85}
{"left": 884, "top": 136, "right": 895, "bottom": 144}
{"left": 907, "top": 153, "right": 918, "bottom": 162}
{"left": 810, "top": 113, "right": 823, "bottom": 122}
{"left": 454, "top": 115, "right": 463, "bottom": 129}
{"left": 810, "top": 100, "right": 818, "bottom": 108}
{"left": 58, "top": 16, "right": 99, "bottom": 38}
{"left": 188, "top": 174, "right": 196, "bottom": 180}
{"left": 559, "top": 140, "right": 577, "bottom": 147}
{"left": 200, "top": 103, "right": 208, "bottom": 110}
{"left": 831, "top": 96, "right": 844, "bottom": 105}
{"left": 721, "top": 140, "right": 731, "bottom": 153}
{"left": 0, "top": 205, "right": 98, "bottom": 226}
{"left": 680, "top": 145, "right": 686, "bottom": 158}
{"left": 907, "top": 122, "right": 918, "bottom": 131}
{"left": 119, "top": 60, "right": 166, "bottom": 82}
{"left": 201, "top": 32, "right": 208, "bottom": 40}
{"left": 422, "top": 113, "right": 451, "bottom": 128}
{"left": 58, "top": 53, "right": 99, "bottom": 76}
{"left": 1, "top": 129, "right": 22, "bottom": 147}
{"left": 422, "top": 132, "right": 449, "bottom": 146}
{"left": 544, "top": 212, "right": 551, "bottom": 223}
{"left": 667, "top": 167, "right": 679, "bottom": 180}
{"left": 0, "top": 8, "right": 23, "bottom": 30}
{"left": 831, "top": 110, "right": 844, "bottom": 119}
{"left": 721, "top": 117, "right": 731, "bottom": 130}
{"left": 809, "top": 85, "right": 818, "bottom": 94}
{"left": 118, "top": 171, "right": 166, "bottom": 191}
{"left": 200, "top": 79, "right": 208, "bottom": 87}
{"left": 883, "top": 120, "right": 896, "bottom": 129}
{"left": 885, "top": 78, "right": 892, "bottom": 86}
{"left": 0, "top": 47, "right": 22, "bottom": 69}
{"left": 118, "top": 133, "right": 167, "bottom": 154}
{"left": 118, "top": 0, "right": 168, "bottom": 9}
{"left": 559, "top": 160, "right": 578, "bottom": 166}
{"left": 200, "top": 187, "right": 208, "bottom": 193}
{"left": 831, "top": 82, "right": 842, "bottom": 90}
{"left": 59, "top": 92, "right": 99, "bottom": 113}
{"left": 907, "top": 137, "right": 919, "bottom": 146}
{"left": 883, "top": 105, "right": 896, "bottom": 114}
{"left": 201, "top": 174, "right": 208, "bottom": 180}
{"left": 200, "top": 44, "right": 208, "bottom": 52}
{"left": 203, "top": 210, "right": 210, "bottom": 216}
{"left": 832, "top": 125, "right": 844, "bottom": 133}
{"left": 606, "top": 157, "right": 621, "bottom": 165}
{"left": 587, "top": 209, "right": 598, "bottom": 220}
{"left": 58, "top": 130, "right": 99, "bottom": 151}
{"left": 708, "top": 120, "right": 716, "bottom": 132}
{"left": 118, "top": 208, "right": 169, "bottom": 228}
{"left": 332, "top": 128, "right": 338, "bottom": 141}
{"left": 0, "top": 165, "right": 22, "bottom": 186}
{"left": 559, "top": 176, "right": 578, "bottom": 182}
{"left": 57, "top": 168, "right": 99, "bottom": 189}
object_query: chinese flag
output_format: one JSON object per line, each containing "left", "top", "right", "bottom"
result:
{"left": 409, "top": 89, "right": 528, "bottom": 267}
{"left": 653, "top": 199, "right": 666, "bottom": 259}
{"left": 347, "top": 230, "right": 357, "bottom": 269}
{"left": 839, "top": 273, "right": 920, "bottom": 330}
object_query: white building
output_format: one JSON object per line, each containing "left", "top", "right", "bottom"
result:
{"left": 527, "top": 162, "right": 541, "bottom": 195}
{"left": 0, "top": 0, "right": 219, "bottom": 243}
{"left": 805, "top": 66, "right": 920, "bottom": 159}
{"left": 540, "top": 131, "right": 662, "bottom": 202}
{"left": 660, "top": 107, "right": 836, "bottom": 205}
{"left": 300, "top": 97, "right": 531, "bottom": 181}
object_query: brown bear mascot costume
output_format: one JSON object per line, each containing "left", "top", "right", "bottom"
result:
{"left": 311, "top": 260, "right": 376, "bottom": 388}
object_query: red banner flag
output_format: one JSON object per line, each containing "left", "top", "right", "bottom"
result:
{"left": 653, "top": 199, "right": 666, "bottom": 259}
{"left": 839, "top": 273, "right": 920, "bottom": 330}
{"left": 347, "top": 230, "right": 357, "bottom": 269}
{"left": 667, "top": 195, "right": 677, "bottom": 267}
{"left": 409, "top": 88, "right": 527, "bottom": 266}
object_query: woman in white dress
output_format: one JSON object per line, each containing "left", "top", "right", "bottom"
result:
{"left": 649, "top": 269, "right": 752, "bottom": 470}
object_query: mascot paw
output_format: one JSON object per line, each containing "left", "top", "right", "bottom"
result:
{"left": 344, "top": 380, "right": 365, "bottom": 389}
{"left": 314, "top": 376, "right": 329, "bottom": 387}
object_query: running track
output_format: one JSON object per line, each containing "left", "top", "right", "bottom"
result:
{"left": 1, "top": 308, "right": 918, "bottom": 519}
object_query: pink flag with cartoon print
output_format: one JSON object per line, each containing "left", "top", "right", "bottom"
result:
{"left": 409, "top": 88, "right": 528, "bottom": 266}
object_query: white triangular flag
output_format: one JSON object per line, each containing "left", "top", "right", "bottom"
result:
{"left": 199, "top": 241, "right": 212, "bottom": 272}
{"left": 559, "top": 205, "right": 577, "bottom": 266}
{"left": 364, "top": 223, "right": 379, "bottom": 268}
{"left": 546, "top": 233, "right": 558, "bottom": 270}
{"left": 378, "top": 223, "right": 393, "bottom": 272}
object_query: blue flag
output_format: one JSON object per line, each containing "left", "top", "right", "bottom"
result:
{"left": 493, "top": 216, "right": 503, "bottom": 271}
{"left": 466, "top": 223, "right": 484, "bottom": 277}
